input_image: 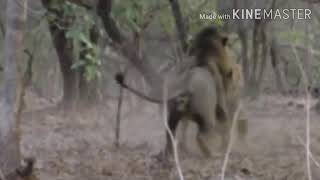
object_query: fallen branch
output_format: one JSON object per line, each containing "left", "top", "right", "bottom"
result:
{"left": 220, "top": 103, "right": 242, "bottom": 180}
{"left": 291, "top": 43, "right": 312, "bottom": 180}
{"left": 162, "top": 78, "right": 185, "bottom": 180}
{"left": 297, "top": 136, "right": 320, "bottom": 169}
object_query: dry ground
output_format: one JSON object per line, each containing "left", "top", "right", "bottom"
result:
{"left": 20, "top": 91, "right": 320, "bottom": 180}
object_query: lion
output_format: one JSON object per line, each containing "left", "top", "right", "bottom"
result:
{"left": 115, "top": 26, "right": 248, "bottom": 157}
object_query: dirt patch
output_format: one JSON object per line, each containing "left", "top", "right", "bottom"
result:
{"left": 20, "top": 93, "right": 320, "bottom": 180}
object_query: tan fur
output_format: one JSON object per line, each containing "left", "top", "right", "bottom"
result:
{"left": 208, "top": 55, "right": 247, "bottom": 140}
{"left": 187, "top": 67, "right": 228, "bottom": 155}
{"left": 115, "top": 26, "right": 248, "bottom": 157}
{"left": 225, "top": 64, "right": 247, "bottom": 139}
{"left": 209, "top": 40, "right": 234, "bottom": 77}
{"left": 176, "top": 59, "right": 248, "bottom": 156}
{"left": 225, "top": 64, "right": 244, "bottom": 114}
{"left": 182, "top": 26, "right": 248, "bottom": 155}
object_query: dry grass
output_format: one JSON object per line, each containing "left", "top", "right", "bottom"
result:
{"left": 20, "top": 88, "right": 320, "bottom": 180}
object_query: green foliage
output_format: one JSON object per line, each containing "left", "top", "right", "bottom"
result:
{"left": 44, "top": 0, "right": 226, "bottom": 82}
{"left": 71, "top": 43, "right": 102, "bottom": 82}
{"left": 113, "top": 0, "right": 158, "bottom": 33}
{"left": 112, "top": 0, "right": 222, "bottom": 39}
{"left": 158, "top": 6, "right": 175, "bottom": 35}
{"left": 279, "top": 31, "right": 304, "bottom": 43}
{"left": 65, "top": 2, "right": 101, "bottom": 81}
{"left": 47, "top": 1, "right": 101, "bottom": 82}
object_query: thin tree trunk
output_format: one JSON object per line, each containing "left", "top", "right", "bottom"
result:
{"left": 239, "top": 29, "right": 249, "bottom": 84}
{"left": 41, "top": 0, "right": 78, "bottom": 107}
{"left": 250, "top": 20, "right": 261, "bottom": 85}
{"left": 256, "top": 30, "right": 268, "bottom": 92}
{"left": 50, "top": 27, "right": 78, "bottom": 107}
{"left": 168, "top": 0, "right": 188, "bottom": 52}
{"left": 270, "top": 39, "right": 287, "bottom": 94}
{"left": 304, "top": 19, "right": 312, "bottom": 83}
{"left": 0, "top": 0, "right": 27, "bottom": 175}
{"left": 0, "top": 17, "right": 4, "bottom": 36}
{"left": 115, "top": 84, "right": 123, "bottom": 147}
{"left": 16, "top": 50, "right": 33, "bottom": 127}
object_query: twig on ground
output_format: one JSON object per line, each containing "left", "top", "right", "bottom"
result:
{"left": 0, "top": 168, "right": 6, "bottom": 180}
{"left": 115, "top": 68, "right": 129, "bottom": 147}
{"left": 115, "top": 81, "right": 123, "bottom": 148}
{"left": 291, "top": 44, "right": 312, "bottom": 180}
{"left": 220, "top": 103, "right": 243, "bottom": 180}
{"left": 162, "top": 78, "right": 185, "bottom": 180}
{"left": 296, "top": 136, "right": 320, "bottom": 168}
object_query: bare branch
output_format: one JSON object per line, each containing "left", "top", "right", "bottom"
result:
{"left": 16, "top": 49, "right": 34, "bottom": 127}
{"left": 95, "top": 0, "right": 193, "bottom": 103}
{"left": 297, "top": 136, "right": 320, "bottom": 169}
{"left": 168, "top": 0, "right": 188, "bottom": 52}
{"left": 96, "top": 0, "right": 164, "bottom": 91}
{"left": 67, "top": 0, "right": 94, "bottom": 9}
{"left": 185, "top": 0, "right": 210, "bottom": 19}
{"left": 302, "top": 0, "right": 320, "bottom": 3}
{"left": 96, "top": 0, "right": 124, "bottom": 43}
{"left": 279, "top": 43, "right": 320, "bottom": 57}
{"left": 220, "top": 103, "right": 242, "bottom": 180}
{"left": 115, "top": 81, "right": 123, "bottom": 148}
{"left": 291, "top": 43, "right": 312, "bottom": 180}
{"left": 0, "top": 17, "right": 4, "bottom": 36}
{"left": 162, "top": 78, "right": 185, "bottom": 180}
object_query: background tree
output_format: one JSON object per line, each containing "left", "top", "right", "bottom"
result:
{"left": 39, "top": 0, "right": 101, "bottom": 107}
{"left": 0, "top": 0, "right": 27, "bottom": 175}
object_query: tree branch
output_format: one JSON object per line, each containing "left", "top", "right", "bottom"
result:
{"left": 96, "top": 0, "right": 164, "bottom": 93}
{"left": 96, "top": 0, "right": 124, "bottom": 44}
{"left": 67, "top": 0, "right": 94, "bottom": 9}
{"left": 168, "top": 0, "right": 188, "bottom": 52}
{"left": 0, "top": 18, "right": 4, "bottom": 36}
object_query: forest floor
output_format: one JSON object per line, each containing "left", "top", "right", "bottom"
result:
{"left": 21, "top": 90, "right": 320, "bottom": 180}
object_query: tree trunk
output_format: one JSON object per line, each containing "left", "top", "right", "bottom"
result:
{"left": 256, "top": 30, "right": 268, "bottom": 92}
{"left": 250, "top": 20, "right": 262, "bottom": 86}
{"left": 270, "top": 39, "right": 287, "bottom": 94}
{"left": 0, "top": 17, "right": 4, "bottom": 36}
{"left": 238, "top": 29, "right": 249, "bottom": 84}
{"left": 50, "top": 27, "right": 78, "bottom": 107}
{"left": 0, "top": 0, "right": 27, "bottom": 175}
{"left": 304, "top": 20, "right": 312, "bottom": 83}
{"left": 168, "top": 0, "right": 188, "bottom": 51}
{"left": 250, "top": 21, "right": 269, "bottom": 95}
{"left": 41, "top": 0, "right": 78, "bottom": 107}
{"left": 0, "top": 0, "right": 5, "bottom": 36}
